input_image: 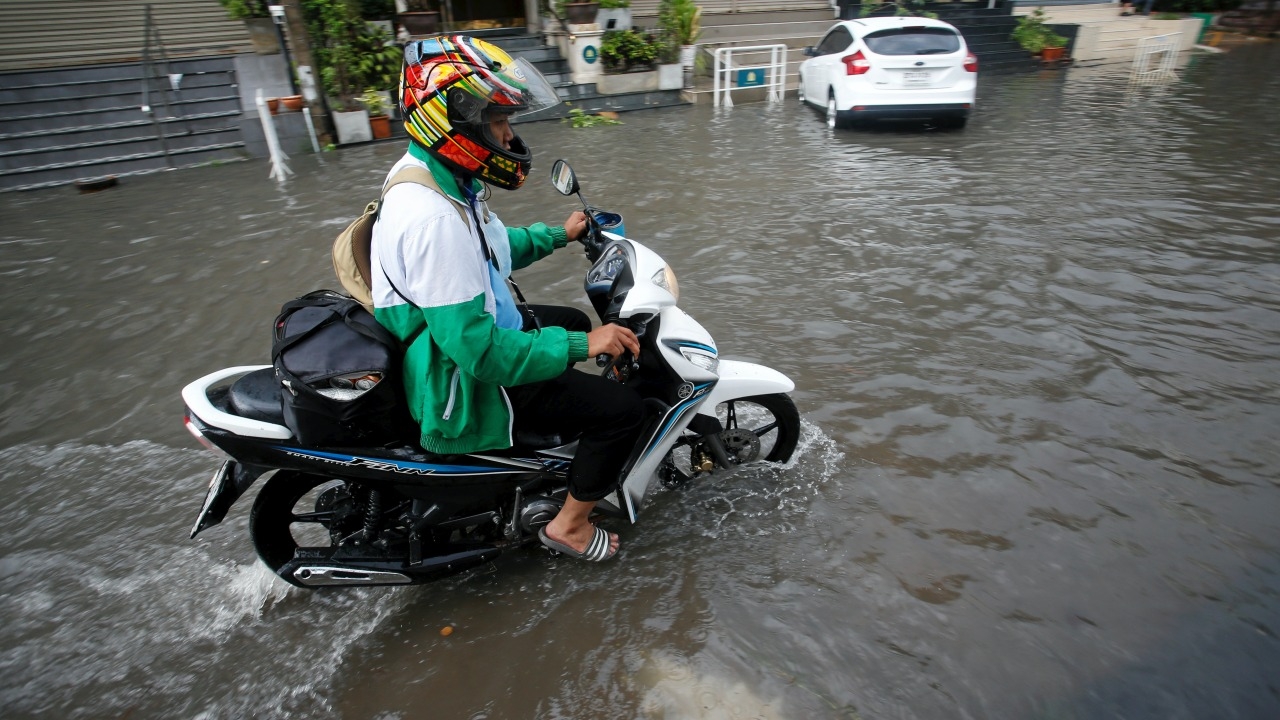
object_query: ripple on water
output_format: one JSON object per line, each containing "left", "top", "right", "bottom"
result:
{"left": 2, "top": 45, "right": 1280, "bottom": 719}
{"left": 0, "top": 442, "right": 411, "bottom": 719}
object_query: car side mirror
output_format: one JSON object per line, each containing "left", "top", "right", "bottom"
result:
{"left": 803, "top": 46, "right": 817, "bottom": 57}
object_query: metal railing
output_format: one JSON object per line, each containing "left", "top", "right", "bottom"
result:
{"left": 1130, "top": 32, "right": 1182, "bottom": 86}
{"left": 712, "top": 44, "right": 787, "bottom": 108}
{"left": 140, "top": 4, "right": 178, "bottom": 169}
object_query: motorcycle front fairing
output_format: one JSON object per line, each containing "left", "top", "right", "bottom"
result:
{"left": 585, "top": 234, "right": 796, "bottom": 521}
{"left": 611, "top": 305, "right": 721, "bottom": 520}
{"left": 584, "top": 237, "right": 720, "bottom": 520}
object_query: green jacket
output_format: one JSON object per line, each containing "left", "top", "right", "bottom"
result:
{"left": 371, "top": 148, "right": 589, "bottom": 454}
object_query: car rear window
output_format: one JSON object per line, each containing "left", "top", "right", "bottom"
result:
{"left": 863, "top": 27, "right": 961, "bottom": 56}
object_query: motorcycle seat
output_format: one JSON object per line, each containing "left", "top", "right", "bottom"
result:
{"left": 228, "top": 368, "right": 285, "bottom": 424}
{"left": 227, "top": 368, "right": 578, "bottom": 452}
{"left": 513, "top": 430, "right": 567, "bottom": 451}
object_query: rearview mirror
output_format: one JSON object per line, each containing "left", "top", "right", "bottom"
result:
{"left": 802, "top": 46, "right": 817, "bottom": 57}
{"left": 550, "top": 159, "right": 578, "bottom": 196}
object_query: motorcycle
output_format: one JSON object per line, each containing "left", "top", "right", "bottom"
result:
{"left": 182, "top": 160, "right": 800, "bottom": 588}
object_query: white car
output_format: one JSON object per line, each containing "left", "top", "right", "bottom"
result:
{"left": 797, "top": 16, "right": 977, "bottom": 129}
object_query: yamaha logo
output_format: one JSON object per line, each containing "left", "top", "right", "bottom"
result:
{"left": 677, "top": 382, "right": 694, "bottom": 400}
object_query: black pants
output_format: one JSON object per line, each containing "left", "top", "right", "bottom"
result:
{"left": 506, "top": 305, "right": 644, "bottom": 502}
{"left": 523, "top": 304, "right": 592, "bottom": 335}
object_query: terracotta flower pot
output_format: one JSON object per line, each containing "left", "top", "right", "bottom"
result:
{"left": 281, "top": 94, "right": 304, "bottom": 112}
{"left": 1041, "top": 46, "right": 1066, "bottom": 61}
{"left": 266, "top": 97, "right": 280, "bottom": 114}
{"left": 369, "top": 114, "right": 392, "bottom": 140}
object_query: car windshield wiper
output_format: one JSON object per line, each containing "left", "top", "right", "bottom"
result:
{"left": 915, "top": 48, "right": 953, "bottom": 55}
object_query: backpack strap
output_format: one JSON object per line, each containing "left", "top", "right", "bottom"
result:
{"left": 377, "top": 166, "right": 470, "bottom": 229}
{"left": 338, "top": 166, "right": 471, "bottom": 310}
{"left": 366, "top": 165, "right": 503, "bottom": 318}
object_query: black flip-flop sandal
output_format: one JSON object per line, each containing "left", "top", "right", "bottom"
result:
{"left": 539, "top": 525, "right": 618, "bottom": 562}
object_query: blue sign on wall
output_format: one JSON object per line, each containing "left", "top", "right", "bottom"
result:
{"left": 737, "top": 69, "right": 765, "bottom": 87}
{"left": 583, "top": 45, "right": 599, "bottom": 64}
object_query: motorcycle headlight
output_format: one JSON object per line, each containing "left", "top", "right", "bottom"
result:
{"left": 651, "top": 265, "right": 679, "bottom": 301}
{"left": 680, "top": 349, "right": 718, "bottom": 373}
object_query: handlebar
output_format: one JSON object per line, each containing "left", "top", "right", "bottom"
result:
{"left": 580, "top": 208, "right": 604, "bottom": 263}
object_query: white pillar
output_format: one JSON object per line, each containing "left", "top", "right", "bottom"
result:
{"left": 524, "top": 0, "right": 540, "bottom": 33}
{"left": 568, "top": 26, "right": 604, "bottom": 86}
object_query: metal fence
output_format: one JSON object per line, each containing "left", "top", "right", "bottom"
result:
{"left": 712, "top": 44, "right": 788, "bottom": 107}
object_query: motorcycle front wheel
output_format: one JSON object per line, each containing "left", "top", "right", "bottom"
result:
{"left": 716, "top": 393, "right": 800, "bottom": 464}
{"left": 668, "top": 393, "right": 801, "bottom": 480}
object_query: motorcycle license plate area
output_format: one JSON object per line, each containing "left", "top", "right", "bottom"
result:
{"left": 190, "top": 460, "right": 235, "bottom": 538}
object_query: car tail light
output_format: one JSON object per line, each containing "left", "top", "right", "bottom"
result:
{"left": 843, "top": 50, "right": 871, "bottom": 76}
{"left": 964, "top": 52, "right": 978, "bottom": 73}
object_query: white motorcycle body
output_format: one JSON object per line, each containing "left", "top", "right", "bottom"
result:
{"left": 588, "top": 232, "right": 795, "bottom": 520}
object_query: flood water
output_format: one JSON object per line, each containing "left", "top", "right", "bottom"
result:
{"left": 2, "top": 42, "right": 1279, "bottom": 719}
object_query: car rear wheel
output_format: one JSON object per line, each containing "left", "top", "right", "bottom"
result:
{"left": 826, "top": 93, "right": 847, "bottom": 130}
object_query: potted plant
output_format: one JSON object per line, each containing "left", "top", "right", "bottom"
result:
{"left": 218, "top": 0, "right": 280, "bottom": 54}
{"left": 656, "top": 37, "right": 682, "bottom": 90}
{"left": 657, "top": 0, "right": 702, "bottom": 75}
{"left": 362, "top": 88, "right": 393, "bottom": 139}
{"left": 351, "top": 25, "right": 404, "bottom": 95}
{"left": 557, "top": 0, "right": 600, "bottom": 25}
{"left": 304, "top": 0, "right": 382, "bottom": 142}
{"left": 1013, "top": 7, "right": 1069, "bottom": 60}
{"left": 596, "top": 0, "right": 632, "bottom": 31}
{"left": 601, "top": 29, "right": 659, "bottom": 72}
{"left": 397, "top": 0, "right": 441, "bottom": 36}
{"left": 597, "top": 29, "right": 661, "bottom": 93}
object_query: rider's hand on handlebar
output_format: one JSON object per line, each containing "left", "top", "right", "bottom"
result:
{"left": 587, "top": 324, "right": 640, "bottom": 360}
{"left": 563, "top": 211, "right": 589, "bottom": 244}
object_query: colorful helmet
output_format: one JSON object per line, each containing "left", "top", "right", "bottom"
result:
{"left": 399, "top": 36, "right": 561, "bottom": 190}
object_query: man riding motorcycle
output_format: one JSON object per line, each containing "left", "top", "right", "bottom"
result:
{"left": 370, "top": 36, "right": 641, "bottom": 562}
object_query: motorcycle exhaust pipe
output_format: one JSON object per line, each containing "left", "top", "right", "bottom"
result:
{"left": 291, "top": 566, "right": 412, "bottom": 586}
{"left": 280, "top": 545, "right": 503, "bottom": 587}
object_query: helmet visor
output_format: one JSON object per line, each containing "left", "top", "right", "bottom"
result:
{"left": 404, "top": 47, "right": 561, "bottom": 123}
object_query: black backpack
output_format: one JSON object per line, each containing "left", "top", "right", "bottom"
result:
{"left": 271, "top": 290, "right": 412, "bottom": 447}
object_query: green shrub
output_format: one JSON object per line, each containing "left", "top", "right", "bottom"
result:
{"left": 1013, "top": 7, "right": 1068, "bottom": 54}
{"left": 858, "top": 0, "right": 937, "bottom": 19}
{"left": 601, "top": 29, "right": 660, "bottom": 71}
{"left": 219, "top": 0, "right": 269, "bottom": 19}
{"left": 657, "top": 0, "right": 702, "bottom": 46}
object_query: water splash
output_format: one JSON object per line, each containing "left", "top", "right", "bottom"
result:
{"left": 0, "top": 442, "right": 413, "bottom": 719}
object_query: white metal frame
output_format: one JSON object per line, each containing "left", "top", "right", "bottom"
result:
{"left": 1130, "top": 32, "right": 1182, "bottom": 86}
{"left": 712, "top": 44, "right": 787, "bottom": 108}
{"left": 256, "top": 89, "right": 294, "bottom": 182}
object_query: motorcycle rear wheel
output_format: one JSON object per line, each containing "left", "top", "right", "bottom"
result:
{"left": 249, "top": 471, "right": 365, "bottom": 575}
